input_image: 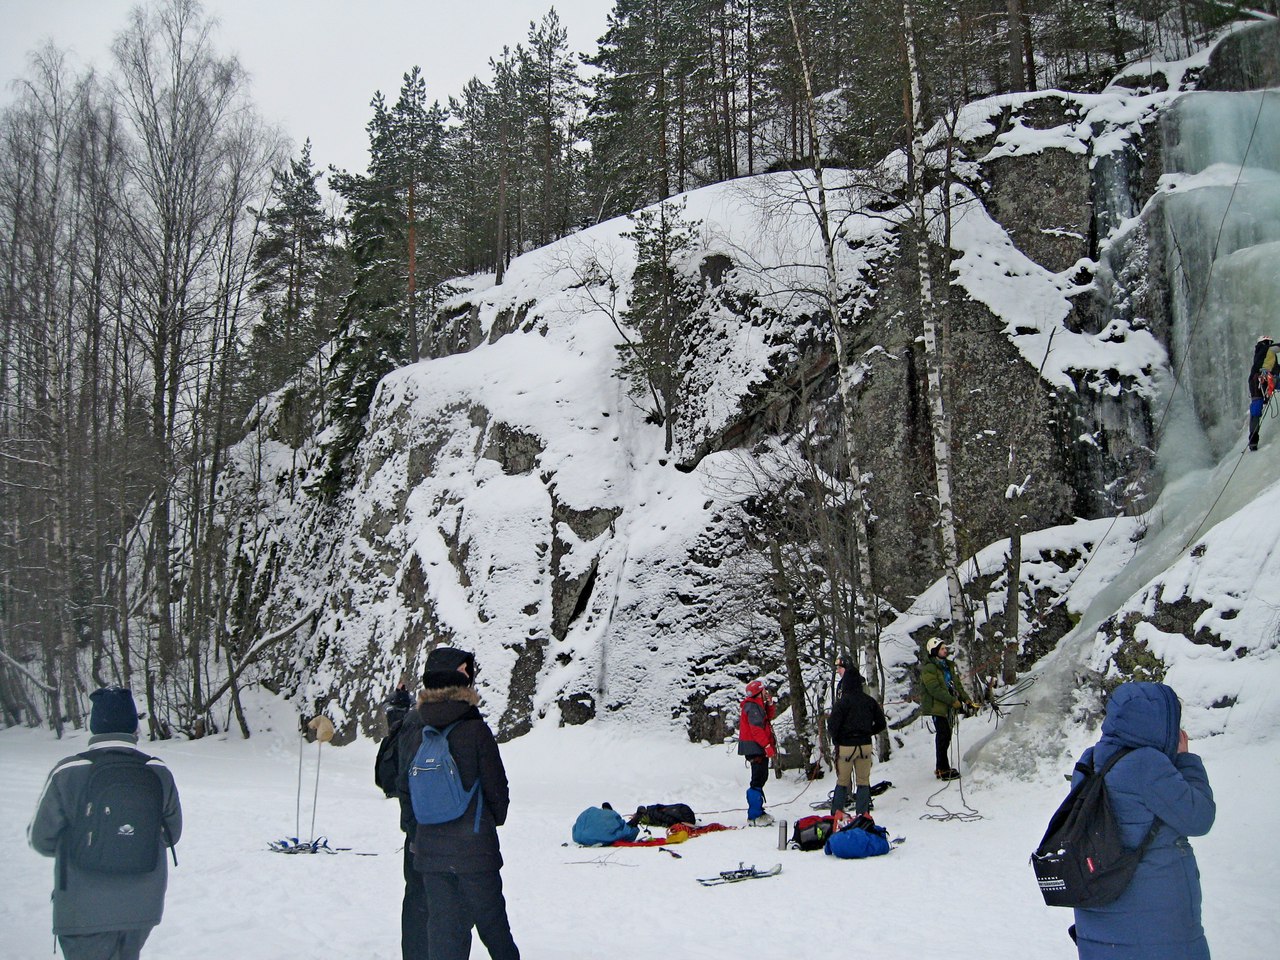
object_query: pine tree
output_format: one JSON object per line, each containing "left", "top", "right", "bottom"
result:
{"left": 520, "top": 9, "right": 584, "bottom": 248}
{"left": 618, "top": 198, "right": 701, "bottom": 452}
{"left": 584, "top": 0, "right": 681, "bottom": 220}
{"left": 242, "top": 140, "right": 336, "bottom": 403}
{"left": 322, "top": 68, "right": 459, "bottom": 494}
{"left": 449, "top": 75, "right": 502, "bottom": 277}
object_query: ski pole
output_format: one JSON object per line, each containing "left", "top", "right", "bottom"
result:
{"left": 306, "top": 715, "right": 335, "bottom": 842}
{"left": 295, "top": 723, "right": 305, "bottom": 838}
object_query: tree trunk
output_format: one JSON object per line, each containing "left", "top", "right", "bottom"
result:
{"left": 496, "top": 124, "right": 509, "bottom": 285}
{"left": 1007, "top": 0, "right": 1026, "bottom": 92}
{"left": 1005, "top": 526, "right": 1022, "bottom": 684}
{"left": 1022, "top": 9, "right": 1036, "bottom": 91}
{"left": 784, "top": 4, "right": 891, "bottom": 772}
{"left": 903, "top": 0, "right": 970, "bottom": 651}
{"left": 786, "top": 0, "right": 878, "bottom": 667}
{"left": 1004, "top": 447, "right": 1022, "bottom": 684}
{"left": 407, "top": 178, "right": 419, "bottom": 362}
{"left": 770, "top": 538, "right": 809, "bottom": 759}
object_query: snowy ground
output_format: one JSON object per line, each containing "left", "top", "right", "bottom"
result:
{"left": 4, "top": 697, "right": 1277, "bottom": 960}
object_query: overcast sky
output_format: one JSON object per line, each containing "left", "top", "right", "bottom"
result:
{"left": 0, "top": 0, "right": 613, "bottom": 177}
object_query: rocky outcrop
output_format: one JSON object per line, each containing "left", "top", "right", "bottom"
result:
{"left": 1199, "top": 19, "right": 1280, "bottom": 92}
{"left": 220, "top": 37, "right": 1276, "bottom": 749}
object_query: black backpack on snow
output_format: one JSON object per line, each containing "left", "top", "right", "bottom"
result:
{"left": 1031, "top": 748, "right": 1158, "bottom": 908}
{"left": 63, "top": 751, "right": 174, "bottom": 883}
{"left": 791, "top": 815, "right": 839, "bottom": 851}
{"left": 627, "top": 803, "right": 697, "bottom": 828}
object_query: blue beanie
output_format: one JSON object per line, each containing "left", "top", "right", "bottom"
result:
{"left": 90, "top": 686, "right": 140, "bottom": 734}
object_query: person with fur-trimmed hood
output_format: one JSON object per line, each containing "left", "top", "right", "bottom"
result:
{"left": 827, "top": 659, "right": 887, "bottom": 815}
{"left": 737, "top": 678, "right": 778, "bottom": 826}
{"left": 395, "top": 647, "right": 519, "bottom": 960}
{"left": 919, "top": 638, "right": 978, "bottom": 781}
{"left": 27, "top": 687, "right": 182, "bottom": 960}
{"left": 380, "top": 676, "right": 431, "bottom": 960}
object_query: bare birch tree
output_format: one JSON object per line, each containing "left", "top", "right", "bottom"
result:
{"left": 902, "top": 0, "right": 970, "bottom": 650}
{"left": 783, "top": 0, "right": 884, "bottom": 735}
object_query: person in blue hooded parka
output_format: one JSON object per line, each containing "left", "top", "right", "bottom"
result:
{"left": 1070, "top": 681, "right": 1216, "bottom": 960}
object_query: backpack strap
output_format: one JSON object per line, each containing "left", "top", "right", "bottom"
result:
{"left": 1093, "top": 747, "right": 1162, "bottom": 852}
{"left": 61, "top": 751, "right": 105, "bottom": 890}
{"left": 1092, "top": 746, "right": 1133, "bottom": 778}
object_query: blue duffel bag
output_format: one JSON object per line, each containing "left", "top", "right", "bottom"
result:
{"left": 572, "top": 805, "right": 640, "bottom": 846}
{"left": 824, "top": 821, "right": 892, "bottom": 859}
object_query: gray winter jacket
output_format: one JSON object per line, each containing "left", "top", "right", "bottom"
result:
{"left": 28, "top": 734, "right": 183, "bottom": 935}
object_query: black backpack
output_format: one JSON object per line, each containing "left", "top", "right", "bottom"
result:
{"left": 1031, "top": 748, "right": 1158, "bottom": 908}
{"left": 374, "top": 718, "right": 405, "bottom": 798}
{"left": 791, "top": 815, "right": 839, "bottom": 851}
{"left": 627, "top": 803, "right": 697, "bottom": 828}
{"left": 63, "top": 751, "right": 174, "bottom": 883}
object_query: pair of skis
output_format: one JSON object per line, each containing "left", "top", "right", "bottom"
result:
{"left": 696, "top": 862, "right": 782, "bottom": 886}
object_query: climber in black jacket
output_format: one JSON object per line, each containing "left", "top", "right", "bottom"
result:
{"left": 827, "top": 660, "right": 887, "bottom": 816}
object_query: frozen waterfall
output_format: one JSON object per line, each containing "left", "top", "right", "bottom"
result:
{"left": 1160, "top": 90, "right": 1280, "bottom": 462}
{"left": 970, "top": 86, "right": 1280, "bottom": 777}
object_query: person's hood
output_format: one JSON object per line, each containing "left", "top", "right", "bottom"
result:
{"left": 1100, "top": 682, "right": 1181, "bottom": 758}
{"left": 417, "top": 687, "right": 481, "bottom": 728}
{"left": 839, "top": 668, "right": 864, "bottom": 697}
{"left": 87, "top": 732, "right": 140, "bottom": 748}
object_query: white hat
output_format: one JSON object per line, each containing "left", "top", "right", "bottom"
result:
{"left": 925, "top": 638, "right": 946, "bottom": 657}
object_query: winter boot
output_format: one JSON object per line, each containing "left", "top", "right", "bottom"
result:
{"left": 935, "top": 767, "right": 961, "bottom": 781}
{"left": 746, "top": 787, "right": 766, "bottom": 821}
{"left": 854, "top": 784, "right": 872, "bottom": 816}
{"left": 830, "top": 785, "right": 849, "bottom": 815}
{"left": 750, "top": 811, "right": 776, "bottom": 826}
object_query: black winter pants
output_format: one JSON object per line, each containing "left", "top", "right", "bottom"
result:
{"left": 748, "top": 756, "right": 770, "bottom": 790}
{"left": 401, "top": 841, "right": 435, "bottom": 960}
{"left": 57, "top": 929, "right": 151, "bottom": 960}
{"left": 934, "top": 715, "right": 953, "bottom": 771}
{"left": 422, "top": 869, "right": 520, "bottom": 960}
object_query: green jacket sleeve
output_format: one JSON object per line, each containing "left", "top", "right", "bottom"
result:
{"left": 920, "top": 661, "right": 956, "bottom": 708}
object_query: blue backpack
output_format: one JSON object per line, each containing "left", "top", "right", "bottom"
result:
{"left": 572, "top": 806, "right": 640, "bottom": 846}
{"left": 408, "top": 722, "right": 482, "bottom": 830}
{"left": 824, "top": 821, "right": 892, "bottom": 859}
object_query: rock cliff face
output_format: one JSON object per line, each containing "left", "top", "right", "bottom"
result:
{"left": 220, "top": 29, "right": 1274, "bottom": 746}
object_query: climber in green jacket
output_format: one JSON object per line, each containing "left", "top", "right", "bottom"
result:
{"left": 919, "top": 638, "right": 978, "bottom": 781}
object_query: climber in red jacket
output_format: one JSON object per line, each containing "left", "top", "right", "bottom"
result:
{"left": 737, "top": 679, "right": 778, "bottom": 826}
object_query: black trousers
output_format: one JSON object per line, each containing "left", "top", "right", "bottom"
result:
{"left": 748, "top": 756, "right": 769, "bottom": 790}
{"left": 402, "top": 841, "right": 433, "bottom": 960}
{"left": 934, "top": 715, "right": 953, "bottom": 770}
{"left": 422, "top": 869, "right": 519, "bottom": 960}
{"left": 57, "top": 929, "right": 151, "bottom": 960}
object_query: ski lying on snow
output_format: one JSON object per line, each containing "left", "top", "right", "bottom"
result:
{"left": 696, "top": 863, "right": 782, "bottom": 886}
